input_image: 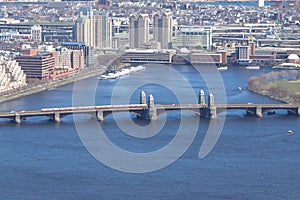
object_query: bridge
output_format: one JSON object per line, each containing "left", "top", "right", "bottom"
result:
{"left": 0, "top": 90, "right": 299, "bottom": 123}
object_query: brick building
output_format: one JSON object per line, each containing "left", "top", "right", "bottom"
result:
{"left": 15, "top": 49, "right": 55, "bottom": 80}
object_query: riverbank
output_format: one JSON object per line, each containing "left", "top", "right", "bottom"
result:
{"left": 247, "top": 87, "right": 291, "bottom": 104}
{"left": 0, "top": 66, "right": 106, "bottom": 104}
{"left": 247, "top": 71, "right": 300, "bottom": 104}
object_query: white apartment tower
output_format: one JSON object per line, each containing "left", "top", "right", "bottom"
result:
{"left": 153, "top": 12, "right": 172, "bottom": 49}
{"left": 258, "top": 0, "right": 264, "bottom": 7}
{"left": 129, "top": 14, "right": 149, "bottom": 49}
{"left": 76, "top": 7, "right": 112, "bottom": 48}
{"left": 235, "top": 46, "right": 250, "bottom": 65}
{"left": 0, "top": 56, "right": 26, "bottom": 93}
{"left": 31, "top": 25, "right": 42, "bottom": 42}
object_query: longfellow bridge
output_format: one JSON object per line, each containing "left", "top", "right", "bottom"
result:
{"left": 0, "top": 90, "right": 299, "bottom": 124}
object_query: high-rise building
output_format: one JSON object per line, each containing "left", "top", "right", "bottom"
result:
{"left": 71, "top": 50, "right": 85, "bottom": 69}
{"left": 53, "top": 47, "right": 85, "bottom": 70}
{"left": 258, "top": 0, "right": 264, "bottom": 7}
{"left": 61, "top": 42, "right": 90, "bottom": 67}
{"left": 235, "top": 46, "right": 250, "bottom": 65}
{"left": 129, "top": 14, "right": 149, "bottom": 49}
{"left": 75, "top": 7, "right": 112, "bottom": 48}
{"left": 153, "top": 12, "right": 172, "bottom": 49}
{"left": 31, "top": 24, "right": 42, "bottom": 42}
{"left": 175, "top": 27, "right": 212, "bottom": 50}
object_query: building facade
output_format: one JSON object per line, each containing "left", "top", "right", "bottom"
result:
{"left": 190, "top": 52, "right": 223, "bottom": 66}
{"left": 175, "top": 27, "right": 212, "bottom": 50}
{"left": 75, "top": 7, "right": 112, "bottom": 48}
{"left": 235, "top": 46, "right": 250, "bottom": 65}
{"left": 0, "top": 56, "right": 26, "bottom": 93}
{"left": 71, "top": 50, "right": 85, "bottom": 69}
{"left": 122, "top": 49, "right": 174, "bottom": 63}
{"left": 129, "top": 14, "right": 149, "bottom": 49}
{"left": 31, "top": 24, "right": 42, "bottom": 42}
{"left": 53, "top": 47, "right": 85, "bottom": 70}
{"left": 153, "top": 12, "right": 172, "bottom": 49}
{"left": 258, "top": 0, "right": 264, "bottom": 7}
{"left": 61, "top": 42, "right": 90, "bottom": 67}
{"left": 16, "top": 49, "right": 55, "bottom": 80}
{"left": 0, "top": 23, "right": 74, "bottom": 42}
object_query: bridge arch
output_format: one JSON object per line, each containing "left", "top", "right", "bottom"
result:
{"left": 216, "top": 108, "right": 256, "bottom": 116}
{"left": 156, "top": 108, "right": 201, "bottom": 117}
{"left": 99, "top": 110, "right": 145, "bottom": 121}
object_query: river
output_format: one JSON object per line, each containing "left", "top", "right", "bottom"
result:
{"left": 0, "top": 64, "right": 299, "bottom": 199}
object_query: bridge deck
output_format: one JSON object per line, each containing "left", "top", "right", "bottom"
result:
{"left": 0, "top": 103, "right": 298, "bottom": 122}
{"left": 155, "top": 103, "right": 299, "bottom": 109}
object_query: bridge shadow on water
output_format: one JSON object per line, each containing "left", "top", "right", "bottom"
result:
{"left": 218, "top": 109, "right": 292, "bottom": 118}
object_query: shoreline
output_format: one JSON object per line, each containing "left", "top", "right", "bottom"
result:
{"left": 0, "top": 67, "right": 106, "bottom": 104}
{"left": 247, "top": 87, "right": 296, "bottom": 104}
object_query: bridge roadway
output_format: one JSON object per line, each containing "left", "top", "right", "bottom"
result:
{"left": 0, "top": 104, "right": 148, "bottom": 123}
{"left": 155, "top": 103, "right": 299, "bottom": 110}
{"left": 0, "top": 103, "right": 299, "bottom": 123}
{"left": 153, "top": 103, "right": 300, "bottom": 119}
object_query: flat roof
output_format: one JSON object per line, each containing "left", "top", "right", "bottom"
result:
{"left": 125, "top": 49, "right": 176, "bottom": 53}
{"left": 61, "top": 42, "right": 87, "bottom": 47}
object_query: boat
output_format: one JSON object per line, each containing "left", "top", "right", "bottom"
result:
{"left": 287, "top": 130, "right": 294, "bottom": 135}
{"left": 218, "top": 66, "right": 228, "bottom": 70}
{"left": 273, "top": 63, "right": 300, "bottom": 69}
{"left": 100, "top": 73, "right": 119, "bottom": 79}
{"left": 99, "top": 65, "right": 146, "bottom": 80}
{"left": 238, "top": 86, "right": 242, "bottom": 91}
{"left": 130, "top": 65, "right": 146, "bottom": 72}
{"left": 245, "top": 66, "right": 260, "bottom": 70}
{"left": 120, "top": 68, "right": 130, "bottom": 75}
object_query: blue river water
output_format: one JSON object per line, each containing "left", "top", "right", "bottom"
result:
{"left": 0, "top": 64, "right": 300, "bottom": 199}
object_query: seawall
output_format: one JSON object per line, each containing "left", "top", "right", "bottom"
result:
{"left": 0, "top": 67, "right": 106, "bottom": 104}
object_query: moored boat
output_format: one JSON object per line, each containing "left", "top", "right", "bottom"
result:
{"left": 245, "top": 66, "right": 260, "bottom": 69}
{"left": 218, "top": 66, "right": 228, "bottom": 70}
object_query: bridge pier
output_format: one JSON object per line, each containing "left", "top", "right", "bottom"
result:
{"left": 199, "top": 89, "right": 205, "bottom": 105}
{"left": 96, "top": 110, "right": 104, "bottom": 121}
{"left": 255, "top": 107, "right": 263, "bottom": 118}
{"left": 137, "top": 91, "right": 150, "bottom": 120}
{"left": 147, "top": 94, "right": 157, "bottom": 120}
{"left": 53, "top": 112, "right": 61, "bottom": 123}
{"left": 14, "top": 114, "right": 21, "bottom": 124}
{"left": 140, "top": 91, "right": 146, "bottom": 104}
{"left": 200, "top": 93, "right": 217, "bottom": 119}
{"left": 200, "top": 107, "right": 217, "bottom": 119}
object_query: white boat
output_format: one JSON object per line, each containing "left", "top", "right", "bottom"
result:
{"left": 121, "top": 68, "right": 130, "bottom": 75}
{"left": 100, "top": 73, "right": 119, "bottom": 79}
{"left": 273, "top": 63, "right": 300, "bottom": 69}
{"left": 115, "top": 71, "right": 124, "bottom": 76}
{"left": 99, "top": 74, "right": 108, "bottom": 79}
{"left": 238, "top": 86, "right": 242, "bottom": 91}
{"left": 287, "top": 130, "right": 294, "bottom": 135}
{"left": 136, "top": 65, "right": 146, "bottom": 71}
{"left": 218, "top": 66, "right": 228, "bottom": 70}
{"left": 129, "top": 65, "right": 146, "bottom": 72}
{"left": 245, "top": 66, "right": 260, "bottom": 69}
{"left": 100, "top": 65, "right": 146, "bottom": 80}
